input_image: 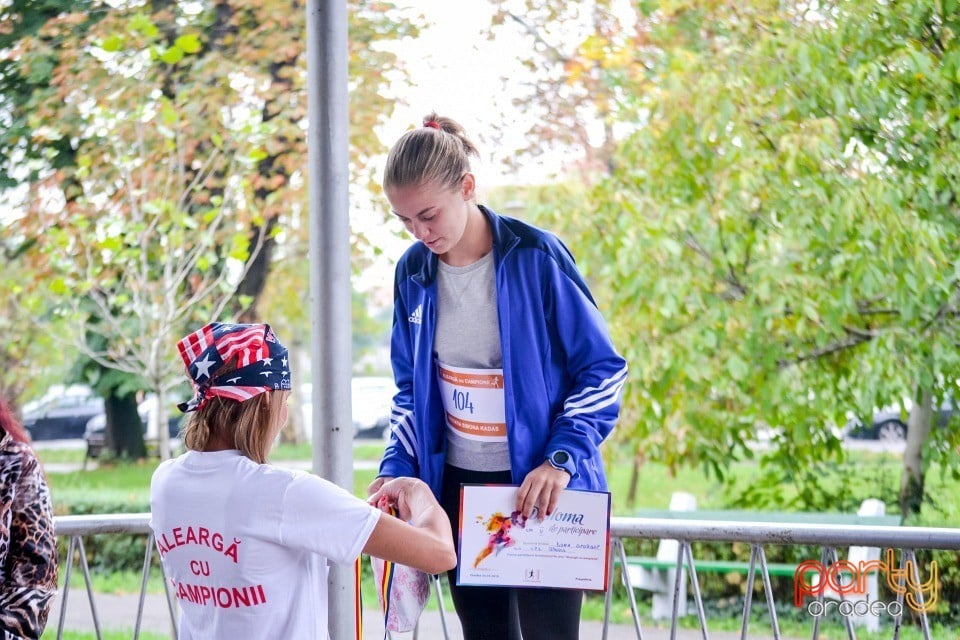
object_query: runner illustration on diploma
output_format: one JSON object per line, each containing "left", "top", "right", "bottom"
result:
{"left": 473, "top": 511, "right": 527, "bottom": 568}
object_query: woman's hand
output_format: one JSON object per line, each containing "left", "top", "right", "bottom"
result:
{"left": 369, "top": 477, "right": 437, "bottom": 526}
{"left": 364, "top": 476, "right": 456, "bottom": 574}
{"left": 367, "top": 475, "right": 393, "bottom": 497}
{"left": 516, "top": 461, "right": 570, "bottom": 520}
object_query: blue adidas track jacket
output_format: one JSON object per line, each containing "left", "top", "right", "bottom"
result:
{"left": 378, "top": 206, "right": 628, "bottom": 498}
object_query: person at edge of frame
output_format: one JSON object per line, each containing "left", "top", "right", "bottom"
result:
{"left": 0, "top": 395, "right": 58, "bottom": 640}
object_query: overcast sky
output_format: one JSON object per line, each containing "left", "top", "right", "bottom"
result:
{"left": 376, "top": 1, "right": 565, "bottom": 187}
{"left": 356, "top": 0, "right": 563, "bottom": 291}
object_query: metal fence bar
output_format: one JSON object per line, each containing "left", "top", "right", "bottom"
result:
{"left": 739, "top": 544, "right": 759, "bottom": 640}
{"left": 611, "top": 536, "right": 644, "bottom": 640}
{"left": 433, "top": 575, "right": 451, "bottom": 640}
{"left": 670, "top": 541, "right": 684, "bottom": 640}
{"left": 53, "top": 535, "right": 104, "bottom": 639}
{"left": 610, "top": 518, "right": 960, "bottom": 548}
{"left": 681, "top": 541, "right": 709, "bottom": 640}
{"left": 75, "top": 536, "right": 102, "bottom": 638}
{"left": 608, "top": 518, "right": 959, "bottom": 640}
{"left": 825, "top": 546, "right": 858, "bottom": 640}
{"left": 893, "top": 549, "right": 907, "bottom": 640}
{"left": 756, "top": 544, "right": 781, "bottom": 640}
{"left": 54, "top": 516, "right": 157, "bottom": 640}
{"left": 55, "top": 513, "right": 154, "bottom": 536}
{"left": 815, "top": 547, "right": 847, "bottom": 640}
{"left": 812, "top": 546, "right": 830, "bottom": 640}
{"left": 410, "top": 576, "right": 451, "bottom": 640}
{"left": 160, "top": 556, "right": 178, "bottom": 639}
{"left": 52, "top": 514, "right": 960, "bottom": 639}
{"left": 603, "top": 538, "right": 616, "bottom": 640}
{"left": 55, "top": 535, "right": 75, "bottom": 638}
{"left": 905, "top": 549, "right": 932, "bottom": 640}
{"left": 133, "top": 533, "right": 154, "bottom": 640}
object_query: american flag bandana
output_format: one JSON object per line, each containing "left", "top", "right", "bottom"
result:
{"left": 176, "top": 322, "right": 292, "bottom": 413}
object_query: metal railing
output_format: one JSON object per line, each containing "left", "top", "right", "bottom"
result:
{"left": 605, "top": 517, "right": 960, "bottom": 640}
{"left": 53, "top": 514, "right": 960, "bottom": 640}
{"left": 54, "top": 514, "right": 176, "bottom": 640}
{"left": 52, "top": 513, "right": 449, "bottom": 640}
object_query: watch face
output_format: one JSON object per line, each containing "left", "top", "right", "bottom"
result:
{"left": 553, "top": 451, "right": 569, "bottom": 465}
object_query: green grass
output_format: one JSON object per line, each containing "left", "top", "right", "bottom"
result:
{"left": 42, "top": 631, "right": 170, "bottom": 640}
{"left": 62, "top": 566, "right": 168, "bottom": 594}
{"left": 46, "top": 460, "right": 156, "bottom": 513}
{"left": 39, "top": 442, "right": 960, "bottom": 532}
{"left": 271, "top": 439, "right": 388, "bottom": 462}
{"left": 42, "top": 443, "right": 386, "bottom": 513}
{"left": 352, "top": 441, "right": 390, "bottom": 460}
{"left": 34, "top": 446, "right": 87, "bottom": 464}
{"left": 604, "top": 447, "right": 960, "bottom": 525}
{"left": 41, "top": 444, "right": 960, "bottom": 522}
{"left": 599, "top": 611, "right": 947, "bottom": 640}
{"left": 270, "top": 440, "right": 313, "bottom": 460}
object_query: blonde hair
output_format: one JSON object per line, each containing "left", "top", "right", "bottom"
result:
{"left": 182, "top": 361, "right": 286, "bottom": 464}
{"left": 383, "top": 112, "right": 480, "bottom": 192}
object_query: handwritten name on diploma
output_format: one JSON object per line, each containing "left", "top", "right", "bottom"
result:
{"left": 458, "top": 485, "right": 611, "bottom": 590}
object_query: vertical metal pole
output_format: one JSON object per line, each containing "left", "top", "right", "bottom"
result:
{"left": 306, "top": 0, "right": 355, "bottom": 637}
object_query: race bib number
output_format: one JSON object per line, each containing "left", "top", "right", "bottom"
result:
{"left": 437, "top": 362, "right": 507, "bottom": 442}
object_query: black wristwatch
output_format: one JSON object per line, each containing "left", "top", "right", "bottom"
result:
{"left": 547, "top": 450, "right": 574, "bottom": 476}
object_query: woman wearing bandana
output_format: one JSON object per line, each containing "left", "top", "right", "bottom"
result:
{"left": 149, "top": 322, "right": 456, "bottom": 639}
{"left": 370, "top": 115, "right": 628, "bottom": 640}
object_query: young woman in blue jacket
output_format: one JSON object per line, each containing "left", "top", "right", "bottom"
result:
{"left": 369, "top": 113, "right": 628, "bottom": 640}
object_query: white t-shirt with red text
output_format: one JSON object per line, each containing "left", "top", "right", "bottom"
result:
{"left": 149, "top": 449, "right": 380, "bottom": 639}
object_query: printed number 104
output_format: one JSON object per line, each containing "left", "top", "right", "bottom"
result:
{"left": 452, "top": 389, "right": 475, "bottom": 414}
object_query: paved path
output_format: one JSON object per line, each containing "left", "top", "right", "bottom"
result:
{"left": 46, "top": 590, "right": 768, "bottom": 639}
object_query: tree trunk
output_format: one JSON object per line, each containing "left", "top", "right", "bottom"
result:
{"left": 899, "top": 387, "right": 934, "bottom": 519}
{"left": 106, "top": 393, "right": 146, "bottom": 459}
{"left": 280, "top": 380, "right": 307, "bottom": 444}
{"left": 626, "top": 447, "right": 641, "bottom": 509}
{"left": 155, "top": 385, "right": 171, "bottom": 460}
{"left": 234, "top": 227, "right": 277, "bottom": 322}
{"left": 280, "top": 345, "right": 309, "bottom": 444}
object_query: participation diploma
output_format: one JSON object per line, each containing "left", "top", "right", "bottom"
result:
{"left": 457, "top": 485, "right": 611, "bottom": 590}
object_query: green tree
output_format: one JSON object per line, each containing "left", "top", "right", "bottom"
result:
{"left": 487, "top": 0, "right": 646, "bottom": 179}
{"left": 1, "top": 0, "right": 418, "bottom": 453}
{"left": 0, "top": 240, "right": 70, "bottom": 408}
{"left": 544, "top": 0, "right": 960, "bottom": 517}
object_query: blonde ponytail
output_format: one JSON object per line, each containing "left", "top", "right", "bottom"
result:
{"left": 383, "top": 112, "right": 480, "bottom": 191}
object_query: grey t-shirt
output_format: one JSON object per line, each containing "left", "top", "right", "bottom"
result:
{"left": 435, "top": 252, "right": 510, "bottom": 471}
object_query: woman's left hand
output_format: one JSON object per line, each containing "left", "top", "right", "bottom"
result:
{"left": 516, "top": 461, "right": 571, "bottom": 520}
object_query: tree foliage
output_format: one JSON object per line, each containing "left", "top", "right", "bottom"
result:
{"left": 1, "top": 0, "right": 418, "bottom": 452}
{"left": 488, "top": 0, "right": 646, "bottom": 178}
{"left": 528, "top": 0, "right": 960, "bottom": 516}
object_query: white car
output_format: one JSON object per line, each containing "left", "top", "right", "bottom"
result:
{"left": 301, "top": 376, "right": 397, "bottom": 439}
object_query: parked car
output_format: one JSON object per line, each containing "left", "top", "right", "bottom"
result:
{"left": 22, "top": 385, "right": 104, "bottom": 441}
{"left": 351, "top": 376, "right": 397, "bottom": 439}
{"left": 844, "top": 398, "right": 957, "bottom": 441}
{"left": 301, "top": 376, "right": 397, "bottom": 439}
{"left": 84, "top": 395, "right": 183, "bottom": 458}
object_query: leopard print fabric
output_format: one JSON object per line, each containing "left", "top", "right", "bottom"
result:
{"left": 0, "top": 433, "right": 58, "bottom": 640}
